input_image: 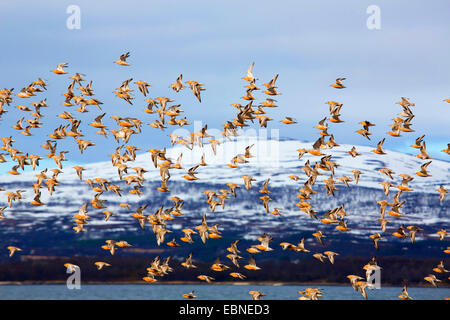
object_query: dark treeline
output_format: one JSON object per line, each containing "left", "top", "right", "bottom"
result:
{"left": 0, "top": 255, "right": 448, "bottom": 286}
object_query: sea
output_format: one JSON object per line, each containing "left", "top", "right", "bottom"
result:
{"left": 0, "top": 284, "right": 448, "bottom": 300}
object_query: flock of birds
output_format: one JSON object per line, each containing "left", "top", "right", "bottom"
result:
{"left": 0, "top": 53, "right": 449, "bottom": 300}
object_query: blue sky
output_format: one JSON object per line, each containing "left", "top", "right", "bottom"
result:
{"left": 0, "top": 0, "right": 449, "bottom": 168}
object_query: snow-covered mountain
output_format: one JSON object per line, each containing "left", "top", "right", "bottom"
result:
{"left": 0, "top": 136, "right": 449, "bottom": 246}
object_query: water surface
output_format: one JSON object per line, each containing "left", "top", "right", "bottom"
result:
{"left": 0, "top": 284, "right": 448, "bottom": 300}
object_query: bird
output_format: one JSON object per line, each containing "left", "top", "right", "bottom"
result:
{"left": 347, "top": 275, "right": 364, "bottom": 291}
{"left": 315, "top": 117, "right": 328, "bottom": 131}
{"left": 260, "top": 195, "right": 272, "bottom": 213}
{"left": 64, "top": 263, "right": 79, "bottom": 273}
{"left": 313, "top": 253, "right": 326, "bottom": 263}
{"left": 186, "top": 80, "right": 205, "bottom": 102}
{"left": 352, "top": 170, "right": 363, "bottom": 184}
{"left": 281, "top": 117, "right": 297, "bottom": 124}
{"left": 393, "top": 225, "right": 408, "bottom": 238}
{"left": 181, "top": 253, "right": 197, "bottom": 269}
{"left": 432, "top": 261, "right": 449, "bottom": 274}
{"left": 356, "top": 128, "right": 372, "bottom": 140}
{"left": 397, "top": 174, "right": 414, "bottom": 191}
{"left": 224, "top": 240, "right": 240, "bottom": 255}
{"left": 197, "top": 275, "right": 214, "bottom": 283}
{"left": 94, "top": 262, "right": 111, "bottom": 270}
{"left": 380, "top": 181, "right": 395, "bottom": 196}
{"left": 280, "top": 242, "right": 296, "bottom": 251}
{"left": 328, "top": 104, "right": 344, "bottom": 123}
{"left": 312, "top": 230, "right": 326, "bottom": 245}
{"left": 416, "top": 142, "right": 431, "bottom": 160}
{"left": 442, "top": 143, "right": 450, "bottom": 155}
{"left": 135, "top": 80, "right": 151, "bottom": 96}
{"left": 416, "top": 161, "right": 432, "bottom": 177}
{"left": 378, "top": 218, "right": 390, "bottom": 233}
{"left": 356, "top": 281, "right": 369, "bottom": 300}
{"left": 167, "top": 238, "right": 180, "bottom": 247}
{"left": 102, "top": 210, "right": 116, "bottom": 221}
{"left": 398, "top": 284, "right": 412, "bottom": 300}
{"left": 348, "top": 146, "right": 361, "bottom": 157}
{"left": 114, "top": 52, "right": 130, "bottom": 66}
{"left": 424, "top": 274, "right": 441, "bottom": 287}
{"left": 324, "top": 251, "right": 339, "bottom": 264}
{"left": 397, "top": 97, "right": 415, "bottom": 108}
{"left": 210, "top": 257, "right": 230, "bottom": 272}
{"left": 184, "top": 165, "right": 199, "bottom": 181}
{"left": 370, "top": 233, "right": 384, "bottom": 250}
{"left": 410, "top": 135, "right": 425, "bottom": 149}
{"left": 182, "top": 291, "right": 197, "bottom": 299}
{"left": 242, "top": 62, "right": 257, "bottom": 82}
{"left": 7, "top": 246, "right": 22, "bottom": 257}
{"left": 270, "top": 208, "right": 282, "bottom": 216}
{"left": 255, "top": 233, "right": 273, "bottom": 251}
{"left": 51, "top": 63, "right": 68, "bottom": 74}
{"left": 195, "top": 215, "right": 210, "bottom": 244}
{"left": 0, "top": 207, "right": 6, "bottom": 219}
{"left": 115, "top": 240, "right": 132, "bottom": 248}
{"left": 407, "top": 226, "right": 423, "bottom": 244}
{"left": 437, "top": 229, "right": 448, "bottom": 241}
{"left": 263, "top": 74, "right": 279, "bottom": 89}
{"left": 295, "top": 238, "right": 310, "bottom": 253}
{"left": 30, "top": 191, "right": 44, "bottom": 206}
{"left": 242, "top": 175, "right": 256, "bottom": 190}
{"left": 171, "top": 74, "right": 186, "bottom": 92}
{"left": 261, "top": 98, "right": 277, "bottom": 107}
{"left": 331, "top": 78, "right": 346, "bottom": 89}
{"left": 249, "top": 290, "right": 266, "bottom": 300}
{"left": 256, "top": 115, "right": 273, "bottom": 128}
{"left": 298, "top": 288, "right": 324, "bottom": 300}
{"left": 436, "top": 185, "right": 448, "bottom": 202}
{"left": 379, "top": 168, "right": 395, "bottom": 180}
{"left": 244, "top": 144, "right": 254, "bottom": 158}
{"left": 230, "top": 272, "right": 246, "bottom": 280}
{"left": 244, "top": 256, "right": 261, "bottom": 270}
{"left": 372, "top": 138, "right": 386, "bottom": 155}
{"left": 143, "top": 275, "right": 157, "bottom": 283}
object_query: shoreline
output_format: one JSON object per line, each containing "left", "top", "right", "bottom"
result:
{"left": 0, "top": 280, "right": 447, "bottom": 288}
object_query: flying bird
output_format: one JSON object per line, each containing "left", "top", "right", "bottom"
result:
{"left": 114, "top": 52, "right": 130, "bottom": 66}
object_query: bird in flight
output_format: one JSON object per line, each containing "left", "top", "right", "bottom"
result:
{"left": 114, "top": 52, "right": 131, "bottom": 66}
